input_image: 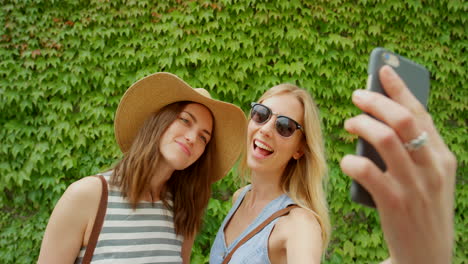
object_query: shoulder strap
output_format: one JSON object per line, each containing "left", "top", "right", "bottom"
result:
{"left": 82, "top": 175, "right": 108, "bottom": 264}
{"left": 222, "top": 204, "right": 300, "bottom": 264}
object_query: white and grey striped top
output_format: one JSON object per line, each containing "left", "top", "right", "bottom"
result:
{"left": 75, "top": 173, "right": 184, "bottom": 264}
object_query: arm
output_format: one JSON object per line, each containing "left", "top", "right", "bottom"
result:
{"left": 37, "top": 176, "right": 102, "bottom": 264}
{"left": 340, "top": 66, "right": 456, "bottom": 264}
{"left": 284, "top": 208, "right": 322, "bottom": 264}
{"left": 181, "top": 234, "right": 195, "bottom": 264}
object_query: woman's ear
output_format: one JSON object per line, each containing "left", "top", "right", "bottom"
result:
{"left": 292, "top": 149, "right": 304, "bottom": 160}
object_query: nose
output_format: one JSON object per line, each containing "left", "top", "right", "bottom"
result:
{"left": 259, "top": 115, "right": 276, "bottom": 137}
{"left": 184, "top": 130, "right": 197, "bottom": 146}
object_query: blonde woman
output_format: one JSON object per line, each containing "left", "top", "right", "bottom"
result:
{"left": 210, "top": 84, "right": 330, "bottom": 263}
{"left": 210, "top": 66, "right": 457, "bottom": 264}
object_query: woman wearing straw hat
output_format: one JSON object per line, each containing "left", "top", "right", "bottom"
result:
{"left": 38, "top": 72, "right": 247, "bottom": 264}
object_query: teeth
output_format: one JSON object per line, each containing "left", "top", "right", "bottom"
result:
{"left": 255, "top": 140, "right": 273, "bottom": 152}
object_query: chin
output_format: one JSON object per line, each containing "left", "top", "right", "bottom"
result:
{"left": 247, "top": 158, "right": 264, "bottom": 172}
{"left": 170, "top": 162, "right": 190, "bottom": 171}
{"left": 162, "top": 155, "right": 189, "bottom": 171}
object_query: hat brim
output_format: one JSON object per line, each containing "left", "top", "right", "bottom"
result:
{"left": 114, "top": 72, "right": 246, "bottom": 181}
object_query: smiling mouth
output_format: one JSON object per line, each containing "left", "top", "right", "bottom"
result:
{"left": 176, "top": 141, "right": 191, "bottom": 156}
{"left": 253, "top": 139, "right": 274, "bottom": 157}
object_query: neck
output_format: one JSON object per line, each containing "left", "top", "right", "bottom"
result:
{"left": 247, "top": 170, "right": 284, "bottom": 206}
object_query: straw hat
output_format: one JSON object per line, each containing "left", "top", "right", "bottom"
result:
{"left": 114, "top": 72, "right": 246, "bottom": 182}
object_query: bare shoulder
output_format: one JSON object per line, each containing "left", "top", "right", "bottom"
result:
{"left": 57, "top": 176, "right": 104, "bottom": 242}
{"left": 288, "top": 207, "right": 321, "bottom": 226}
{"left": 63, "top": 176, "right": 103, "bottom": 205}
{"left": 37, "top": 176, "right": 105, "bottom": 262}
{"left": 232, "top": 185, "right": 249, "bottom": 204}
{"left": 269, "top": 206, "right": 323, "bottom": 263}
{"left": 280, "top": 207, "right": 323, "bottom": 261}
{"left": 55, "top": 176, "right": 104, "bottom": 218}
{"left": 277, "top": 206, "right": 322, "bottom": 238}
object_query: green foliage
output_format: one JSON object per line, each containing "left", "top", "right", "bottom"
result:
{"left": 1, "top": 0, "right": 466, "bottom": 263}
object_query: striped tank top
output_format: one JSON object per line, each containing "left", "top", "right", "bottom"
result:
{"left": 75, "top": 172, "right": 184, "bottom": 264}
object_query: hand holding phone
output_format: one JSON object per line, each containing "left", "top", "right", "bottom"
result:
{"left": 350, "top": 48, "right": 431, "bottom": 207}
{"left": 341, "top": 48, "right": 456, "bottom": 264}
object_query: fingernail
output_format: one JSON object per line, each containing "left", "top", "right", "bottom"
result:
{"left": 352, "top": 89, "right": 369, "bottom": 102}
{"left": 344, "top": 118, "right": 353, "bottom": 130}
{"left": 341, "top": 154, "right": 354, "bottom": 163}
{"left": 340, "top": 154, "right": 358, "bottom": 170}
{"left": 382, "top": 65, "right": 397, "bottom": 78}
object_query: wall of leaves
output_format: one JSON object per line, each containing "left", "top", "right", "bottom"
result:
{"left": 1, "top": 0, "right": 466, "bottom": 263}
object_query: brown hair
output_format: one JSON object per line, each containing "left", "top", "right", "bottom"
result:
{"left": 110, "top": 101, "right": 214, "bottom": 237}
{"left": 240, "top": 84, "right": 331, "bottom": 251}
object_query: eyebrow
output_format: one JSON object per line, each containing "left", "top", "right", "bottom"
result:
{"left": 184, "top": 111, "right": 212, "bottom": 137}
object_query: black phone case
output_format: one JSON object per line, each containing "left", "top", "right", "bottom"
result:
{"left": 350, "top": 48, "right": 430, "bottom": 208}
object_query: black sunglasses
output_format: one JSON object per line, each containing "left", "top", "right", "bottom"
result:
{"left": 250, "top": 103, "right": 304, "bottom": 137}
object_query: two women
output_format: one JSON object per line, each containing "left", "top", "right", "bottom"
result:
{"left": 38, "top": 72, "right": 247, "bottom": 263}
{"left": 40, "top": 67, "right": 457, "bottom": 263}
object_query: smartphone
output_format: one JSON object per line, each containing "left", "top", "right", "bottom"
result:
{"left": 350, "top": 47, "right": 430, "bottom": 208}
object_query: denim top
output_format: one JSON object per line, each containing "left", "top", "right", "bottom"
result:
{"left": 209, "top": 185, "right": 295, "bottom": 264}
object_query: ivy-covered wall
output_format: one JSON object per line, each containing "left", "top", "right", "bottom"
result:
{"left": 1, "top": 0, "right": 466, "bottom": 263}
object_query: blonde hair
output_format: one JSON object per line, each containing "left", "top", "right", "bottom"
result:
{"left": 240, "top": 83, "right": 331, "bottom": 251}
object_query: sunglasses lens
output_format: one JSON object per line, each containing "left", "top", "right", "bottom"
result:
{"left": 251, "top": 103, "right": 301, "bottom": 137}
{"left": 276, "top": 117, "right": 296, "bottom": 137}
{"left": 251, "top": 104, "right": 270, "bottom": 124}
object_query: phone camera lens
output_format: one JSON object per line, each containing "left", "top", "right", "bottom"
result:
{"left": 384, "top": 53, "right": 391, "bottom": 61}
{"left": 382, "top": 52, "right": 400, "bottom": 68}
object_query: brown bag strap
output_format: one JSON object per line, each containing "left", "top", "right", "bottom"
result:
{"left": 222, "top": 204, "right": 300, "bottom": 264}
{"left": 82, "top": 175, "right": 108, "bottom": 264}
